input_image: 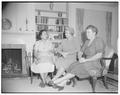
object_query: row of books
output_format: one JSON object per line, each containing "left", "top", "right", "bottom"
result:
{"left": 37, "top": 25, "right": 67, "bottom": 32}
{"left": 35, "top": 16, "right": 48, "bottom": 24}
{"left": 35, "top": 16, "right": 68, "bottom": 25}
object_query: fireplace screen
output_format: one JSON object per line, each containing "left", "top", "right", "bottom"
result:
{"left": 2, "top": 49, "right": 22, "bottom": 75}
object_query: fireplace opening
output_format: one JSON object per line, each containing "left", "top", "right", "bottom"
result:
{"left": 2, "top": 49, "right": 22, "bottom": 75}
{"left": 2, "top": 44, "right": 27, "bottom": 77}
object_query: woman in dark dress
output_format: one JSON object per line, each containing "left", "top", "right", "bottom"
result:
{"left": 50, "top": 25, "right": 105, "bottom": 91}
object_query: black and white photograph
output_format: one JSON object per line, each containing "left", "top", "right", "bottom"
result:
{"left": 1, "top": 1, "right": 118, "bottom": 93}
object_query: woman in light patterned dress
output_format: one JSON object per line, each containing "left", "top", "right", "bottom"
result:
{"left": 48, "top": 27, "right": 80, "bottom": 90}
{"left": 31, "top": 30, "right": 55, "bottom": 87}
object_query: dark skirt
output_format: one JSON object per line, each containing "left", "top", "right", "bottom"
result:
{"left": 67, "top": 60, "right": 102, "bottom": 78}
{"left": 66, "top": 61, "right": 90, "bottom": 78}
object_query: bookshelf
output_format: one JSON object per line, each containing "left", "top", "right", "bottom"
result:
{"left": 35, "top": 9, "right": 68, "bottom": 41}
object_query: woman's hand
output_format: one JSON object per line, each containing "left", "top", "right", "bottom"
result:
{"left": 79, "top": 57, "right": 87, "bottom": 63}
{"left": 34, "top": 58, "right": 39, "bottom": 65}
{"left": 78, "top": 51, "right": 83, "bottom": 58}
{"left": 62, "top": 52, "right": 68, "bottom": 58}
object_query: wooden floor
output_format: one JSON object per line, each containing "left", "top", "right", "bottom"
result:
{"left": 1, "top": 77, "right": 118, "bottom": 93}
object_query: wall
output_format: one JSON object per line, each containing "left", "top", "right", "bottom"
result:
{"left": 68, "top": 3, "right": 118, "bottom": 52}
{"left": 2, "top": 3, "right": 35, "bottom": 32}
{"left": 2, "top": 3, "right": 118, "bottom": 52}
{"left": 2, "top": 3, "right": 36, "bottom": 52}
{"left": 83, "top": 9, "right": 107, "bottom": 43}
{"left": 35, "top": 3, "right": 67, "bottom": 11}
{"left": 2, "top": 3, "right": 67, "bottom": 52}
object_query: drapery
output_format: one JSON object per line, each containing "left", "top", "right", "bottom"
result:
{"left": 106, "top": 12, "right": 112, "bottom": 47}
{"left": 76, "top": 8, "right": 85, "bottom": 48}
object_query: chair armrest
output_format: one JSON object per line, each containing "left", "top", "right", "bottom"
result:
{"left": 101, "top": 57, "right": 113, "bottom": 75}
{"left": 102, "top": 57, "right": 112, "bottom": 60}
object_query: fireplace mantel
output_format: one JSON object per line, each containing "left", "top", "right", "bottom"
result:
{"left": 2, "top": 31, "right": 35, "bottom": 53}
{"left": 2, "top": 31, "right": 35, "bottom": 35}
{"left": 2, "top": 44, "right": 26, "bottom": 49}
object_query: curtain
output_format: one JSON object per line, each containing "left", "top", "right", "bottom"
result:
{"left": 76, "top": 8, "right": 84, "bottom": 48}
{"left": 106, "top": 12, "right": 112, "bottom": 47}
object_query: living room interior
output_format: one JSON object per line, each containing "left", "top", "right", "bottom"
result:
{"left": 1, "top": 2, "right": 118, "bottom": 93}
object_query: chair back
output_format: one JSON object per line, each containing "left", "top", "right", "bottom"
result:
{"left": 27, "top": 52, "right": 33, "bottom": 66}
{"left": 104, "top": 47, "right": 114, "bottom": 69}
{"left": 102, "top": 46, "right": 114, "bottom": 75}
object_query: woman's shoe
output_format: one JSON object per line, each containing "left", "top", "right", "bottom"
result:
{"left": 52, "top": 84, "right": 64, "bottom": 91}
{"left": 58, "top": 86, "right": 64, "bottom": 91}
{"left": 56, "top": 85, "right": 64, "bottom": 91}
{"left": 66, "top": 80, "right": 71, "bottom": 85}
{"left": 47, "top": 81, "right": 54, "bottom": 86}
{"left": 52, "top": 84, "right": 58, "bottom": 89}
{"left": 39, "top": 82, "right": 45, "bottom": 88}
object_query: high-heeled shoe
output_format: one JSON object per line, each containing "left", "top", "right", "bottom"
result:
{"left": 56, "top": 85, "right": 64, "bottom": 91}
{"left": 66, "top": 80, "right": 71, "bottom": 85}
{"left": 39, "top": 82, "right": 45, "bottom": 88}
{"left": 52, "top": 84, "right": 64, "bottom": 91}
{"left": 47, "top": 81, "right": 54, "bottom": 86}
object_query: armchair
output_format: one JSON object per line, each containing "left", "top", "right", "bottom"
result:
{"left": 89, "top": 48, "right": 115, "bottom": 92}
{"left": 71, "top": 47, "right": 117, "bottom": 92}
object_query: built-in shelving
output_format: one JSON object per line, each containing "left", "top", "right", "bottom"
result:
{"left": 35, "top": 9, "right": 68, "bottom": 40}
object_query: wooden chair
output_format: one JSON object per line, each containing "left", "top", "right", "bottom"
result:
{"left": 26, "top": 51, "right": 55, "bottom": 84}
{"left": 26, "top": 51, "right": 37, "bottom": 84}
{"left": 71, "top": 47, "right": 117, "bottom": 92}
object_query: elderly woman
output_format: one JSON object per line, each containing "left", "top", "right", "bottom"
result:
{"left": 31, "top": 30, "right": 55, "bottom": 88}
{"left": 50, "top": 25, "right": 105, "bottom": 91}
{"left": 48, "top": 27, "right": 80, "bottom": 88}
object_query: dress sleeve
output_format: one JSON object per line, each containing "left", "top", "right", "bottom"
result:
{"left": 74, "top": 37, "right": 81, "bottom": 52}
{"left": 81, "top": 40, "right": 88, "bottom": 52}
{"left": 95, "top": 38, "right": 105, "bottom": 53}
{"left": 56, "top": 40, "right": 63, "bottom": 52}
{"left": 33, "top": 41, "right": 39, "bottom": 51}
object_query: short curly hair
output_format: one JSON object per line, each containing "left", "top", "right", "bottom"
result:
{"left": 85, "top": 25, "right": 98, "bottom": 35}
{"left": 38, "top": 29, "right": 48, "bottom": 40}
{"left": 65, "top": 27, "right": 75, "bottom": 36}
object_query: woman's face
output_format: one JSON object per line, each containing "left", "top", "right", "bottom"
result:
{"left": 41, "top": 31, "right": 48, "bottom": 40}
{"left": 65, "top": 29, "right": 71, "bottom": 38}
{"left": 86, "top": 29, "right": 96, "bottom": 40}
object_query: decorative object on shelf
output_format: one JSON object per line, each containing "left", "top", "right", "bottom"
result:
{"left": 25, "top": 18, "right": 28, "bottom": 31}
{"left": 2, "top": 18, "right": 12, "bottom": 30}
{"left": 58, "top": 12, "right": 62, "bottom": 17}
{"left": 49, "top": 2, "right": 54, "bottom": 10}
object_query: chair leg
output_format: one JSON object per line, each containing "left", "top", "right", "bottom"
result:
{"left": 90, "top": 77, "right": 97, "bottom": 93}
{"left": 51, "top": 72, "right": 54, "bottom": 79}
{"left": 31, "top": 71, "right": 33, "bottom": 84}
{"left": 48, "top": 72, "right": 53, "bottom": 79}
{"left": 102, "top": 76, "right": 108, "bottom": 89}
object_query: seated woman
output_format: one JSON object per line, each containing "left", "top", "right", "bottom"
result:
{"left": 48, "top": 27, "right": 80, "bottom": 88}
{"left": 50, "top": 25, "right": 105, "bottom": 91}
{"left": 31, "top": 30, "right": 55, "bottom": 87}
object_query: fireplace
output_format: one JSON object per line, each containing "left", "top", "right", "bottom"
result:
{"left": 2, "top": 44, "right": 27, "bottom": 77}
